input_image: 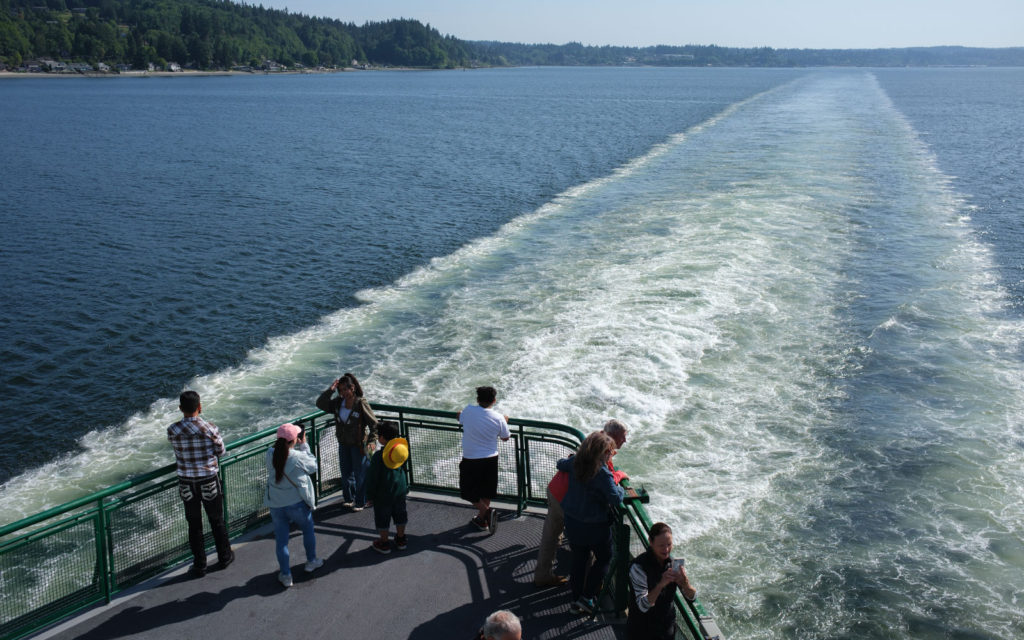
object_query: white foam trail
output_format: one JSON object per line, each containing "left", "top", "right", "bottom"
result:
{"left": 0, "top": 86, "right": 784, "bottom": 524}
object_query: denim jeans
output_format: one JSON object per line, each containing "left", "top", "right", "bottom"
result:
{"left": 338, "top": 443, "right": 370, "bottom": 506}
{"left": 270, "top": 500, "right": 317, "bottom": 576}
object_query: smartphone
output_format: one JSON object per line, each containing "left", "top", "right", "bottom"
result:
{"left": 298, "top": 423, "right": 306, "bottom": 441}
{"left": 672, "top": 558, "right": 685, "bottom": 572}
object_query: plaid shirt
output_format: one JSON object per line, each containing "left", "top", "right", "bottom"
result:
{"left": 167, "top": 416, "right": 226, "bottom": 479}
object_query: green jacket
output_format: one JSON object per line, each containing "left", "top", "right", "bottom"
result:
{"left": 364, "top": 449, "right": 408, "bottom": 505}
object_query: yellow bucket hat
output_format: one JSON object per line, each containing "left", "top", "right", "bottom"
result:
{"left": 383, "top": 437, "right": 410, "bottom": 470}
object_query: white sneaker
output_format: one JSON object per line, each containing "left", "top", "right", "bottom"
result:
{"left": 278, "top": 572, "right": 293, "bottom": 588}
{"left": 304, "top": 558, "right": 324, "bottom": 572}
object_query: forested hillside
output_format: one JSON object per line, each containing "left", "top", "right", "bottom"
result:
{"left": 2, "top": 0, "right": 1021, "bottom": 72}
{"left": 0, "top": 0, "right": 476, "bottom": 69}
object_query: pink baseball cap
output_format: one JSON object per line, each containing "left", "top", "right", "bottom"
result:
{"left": 276, "top": 423, "right": 301, "bottom": 441}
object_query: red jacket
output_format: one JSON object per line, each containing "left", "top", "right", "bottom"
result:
{"left": 549, "top": 457, "right": 626, "bottom": 501}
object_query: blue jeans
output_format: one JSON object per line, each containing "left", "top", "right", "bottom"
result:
{"left": 270, "top": 501, "right": 317, "bottom": 576}
{"left": 339, "top": 444, "right": 370, "bottom": 506}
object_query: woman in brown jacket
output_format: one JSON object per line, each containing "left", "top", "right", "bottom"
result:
{"left": 316, "top": 372, "right": 378, "bottom": 510}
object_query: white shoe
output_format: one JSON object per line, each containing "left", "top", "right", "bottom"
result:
{"left": 304, "top": 558, "right": 324, "bottom": 572}
{"left": 278, "top": 572, "right": 293, "bottom": 588}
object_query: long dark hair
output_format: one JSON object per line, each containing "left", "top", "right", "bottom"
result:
{"left": 340, "top": 372, "right": 364, "bottom": 397}
{"left": 272, "top": 437, "right": 290, "bottom": 483}
{"left": 573, "top": 431, "right": 615, "bottom": 483}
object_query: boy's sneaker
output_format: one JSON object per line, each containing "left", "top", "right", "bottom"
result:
{"left": 372, "top": 539, "right": 391, "bottom": 554}
{"left": 341, "top": 500, "right": 355, "bottom": 508}
{"left": 569, "top": 597, "right": 595, "bottom": 616}
{"left": 304, "top": 557, "right": 324, "bottom": 572}
{"left": 471, "top": 515, "right": 488, "bottom": 531}
{"left": 394, "top": 535, "right": 408, "bottom": 550}
{"left": 278, "top": 572, "right": 293, "bottom": 588}
{"left": 351, "top": 504, "right": 364, "bottom": 512}
{"left": 487, "top": 508, "right": 499, "bottom": 535}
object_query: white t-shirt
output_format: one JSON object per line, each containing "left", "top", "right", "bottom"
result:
{"left": 460, "top": 404, "right": 510, "bottom": 459}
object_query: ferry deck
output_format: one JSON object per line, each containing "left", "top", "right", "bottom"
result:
{"left": 33, "top": 493, "right": 622, "bottom": 640}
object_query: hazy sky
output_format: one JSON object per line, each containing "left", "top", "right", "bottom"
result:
{"left": 263, "top": 0, "right": 1022, "bottom": 49}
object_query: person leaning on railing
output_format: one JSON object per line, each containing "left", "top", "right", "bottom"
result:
{"left": 557, "top": 431, "right": 625, "bottom": 616}
{"left": 457, "top": 385, "right": 511, "bottom": 535}
{"left": 534, "top": 419, "right": 629, "bottom": 588}
{"left": 627, "top": 522, "right": 698, "bottom": 640}
{"left": 316, "top": 372, "right": 379, "bottom": 511}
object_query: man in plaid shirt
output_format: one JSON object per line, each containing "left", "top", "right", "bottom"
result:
{"left": 168, "top": 390, "right": 234, "bottom": 577}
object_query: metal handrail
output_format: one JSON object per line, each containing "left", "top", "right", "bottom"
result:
{"left": 0, "top": 404, "right": 716, "bottom": 640}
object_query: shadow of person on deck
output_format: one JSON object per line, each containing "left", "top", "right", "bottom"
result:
{"left": 68, "top": 573, "right": 285, "bottom": 640}
{"left": 406, "top": 542, "right": 611, "bottom": 640}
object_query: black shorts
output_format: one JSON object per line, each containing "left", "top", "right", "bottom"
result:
{"left": 459, "top": 456, "right": 499, "bottom": 503}
{"left": 373, "top": 494, "right": 409, "bottom": 530}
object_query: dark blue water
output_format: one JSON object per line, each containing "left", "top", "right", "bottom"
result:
{"left": 2, "top": 68, "right": 1023, "bottom": 640}
{"left": 0, "top": 68, "right": 798, "bottom": 481}
{"left": 876, "top": 68, "right": 1024, "bottom": 313}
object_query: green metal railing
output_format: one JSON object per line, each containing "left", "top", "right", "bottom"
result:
{"left": 0, "top": 404, "right": 718, "bottom": 640}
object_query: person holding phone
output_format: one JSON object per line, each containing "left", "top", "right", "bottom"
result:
{"left": 627, "top": 522, "right": 698, "bottom": 639}
{"left": 265, "top": 422, "right": 324, "bottom": 588}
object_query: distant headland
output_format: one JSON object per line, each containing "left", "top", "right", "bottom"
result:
{"left": 2, "top": 0, "right": 1022, "bottom": 74}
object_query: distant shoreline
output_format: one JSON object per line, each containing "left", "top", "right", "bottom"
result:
{"left": 0, "top": 68, "right": 361, "bottom": 79}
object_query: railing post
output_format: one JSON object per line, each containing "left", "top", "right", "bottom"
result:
{"left": 612, "top": 511, "right": 632, "bottom": 615}
{"left": 219, "top": 463, "right": 230, "bottom": 536}
{"left": 308, "top": 416, "right": 322, "bottom": 499}
{"left": 93, "top": 496, "right": 112, "bottom": 604}
{"left": 399, "top": 411, "right": 414, "bottom": 487}
{"left": 515, "top": 424, "right": 527, "bottom": 515}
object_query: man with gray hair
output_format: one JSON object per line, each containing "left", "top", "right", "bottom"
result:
{"left": 533, "top": 419, "right": 629, "bottom": 587}
{"left": 476, "top": 609, "right": 522, "bottom": 640}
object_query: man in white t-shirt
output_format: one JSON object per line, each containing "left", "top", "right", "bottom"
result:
{"left": 458, "top": 385, "right": 510, "bottom": 534}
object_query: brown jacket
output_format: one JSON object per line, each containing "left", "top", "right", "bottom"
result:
{"left": 315, "top": 388, "right": 378, "bottom": 447}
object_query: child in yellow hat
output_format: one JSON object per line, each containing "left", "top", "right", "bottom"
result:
{"left": 364, "top": 420, "right": 410, "bottom": 554}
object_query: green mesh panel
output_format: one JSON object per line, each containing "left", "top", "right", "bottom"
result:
{"left": 1, "top": 514, "right": 103, "bottom": 639}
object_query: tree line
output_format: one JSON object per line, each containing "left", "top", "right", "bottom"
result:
{"left": 474, "top": 41, "right": 1024, "bottom": 68}
{"left": 2, "top": 0, "right": 1022, "bottom": 72}
{"left": 0, "top": 0, "right": 476, "bottom": 70}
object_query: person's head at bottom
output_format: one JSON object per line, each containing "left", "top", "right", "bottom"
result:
{"left": 481, "top": 609, "right": 521, "bottom": 640}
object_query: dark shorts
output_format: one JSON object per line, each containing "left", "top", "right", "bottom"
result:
{"left": 459, "top": 456, "right": 498, "bottom": 503}
{"left": 373, "top": 494, "right": 409, "bottom": 530}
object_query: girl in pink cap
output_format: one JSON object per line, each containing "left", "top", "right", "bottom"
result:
{"left": 265, "top": 422, "right": 324, "bottom": 587}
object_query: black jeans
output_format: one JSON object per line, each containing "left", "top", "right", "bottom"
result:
{"left": 565, "top": 516, "right": 614, "bottom": 600}
{"left": 178, "top": 475, "right": 232, "bottom": 567}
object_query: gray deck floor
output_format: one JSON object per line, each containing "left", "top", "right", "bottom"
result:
{"left": 36, "top": 493, "right": 625, "bottom": 640}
